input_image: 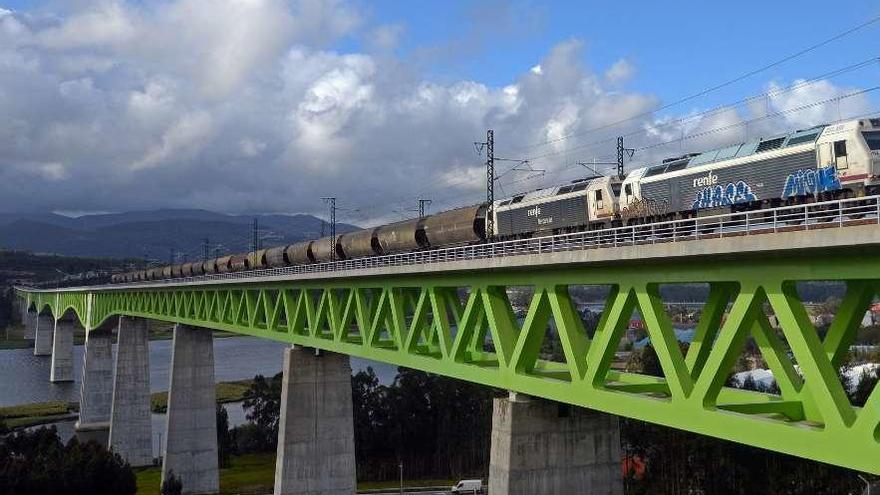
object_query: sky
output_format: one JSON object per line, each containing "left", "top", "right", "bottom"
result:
{"left": 0, "top": 0, "right": 878, "bottom": 225}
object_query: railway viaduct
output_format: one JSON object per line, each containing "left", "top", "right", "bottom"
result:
{"left": 14, "top": 198, "right": 880, "bottom": 494}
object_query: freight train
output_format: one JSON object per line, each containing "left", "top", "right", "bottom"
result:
{"left": 113, "top": 117, "right": 880, "bottom": 283}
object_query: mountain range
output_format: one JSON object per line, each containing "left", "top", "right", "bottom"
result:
{"left": 0, "top": 209, "right": 359, "bottom": 261}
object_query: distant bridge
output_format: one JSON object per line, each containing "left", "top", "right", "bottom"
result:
{"left": 15, "top": 196, "right": 880, "bottom": 493}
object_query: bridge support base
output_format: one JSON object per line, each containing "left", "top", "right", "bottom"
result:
{"left": 109, "top": 317, "right": 153, "bottom": 467}
{"left": 274, "top": 346, "right": 356, "bottom": 495}
{"left": 50, "top": 318, "right": 75, "bottom": 382}
{"left": 33, "top": 313, "right": 54, "bottom": 356}
{"left": 76, "top": 327, "right": 114, "bottom": 445}
{"left": 162, "top": 324, "right": 219, "bottom": 495}
{"left": 24, "top": 310, "right": 36, "bottom": 339}
{"left": 489, "top": 392, "right": 623, "bottom": 495}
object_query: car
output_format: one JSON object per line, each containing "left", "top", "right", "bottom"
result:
{"left": 450, "top": 479, "right": 483, "bottom": 494}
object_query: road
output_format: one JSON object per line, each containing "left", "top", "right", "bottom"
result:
{"left": 359, "top": 491, "right": 452, "bottom": 495}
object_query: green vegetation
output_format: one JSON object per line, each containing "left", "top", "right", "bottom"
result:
{"left": 0, "top": 426, "right": 136, "bottom": 495}
{"left": 137, "top": 453, "right": 276, "bottom": 495}
{"left": 151, "top": 380, "right": 253, "bottom": 413}
{"left": 136, "top": 453, "right": 454, "bottom": 495}
{"left": 0, "top": 400, "right": 78, "bottom": 428}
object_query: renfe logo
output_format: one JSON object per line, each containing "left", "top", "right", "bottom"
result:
{"left": 527, "top": 206, "right": 542, "bottom": 217}
{"left": 693, "top": 171, "right": 718, "bottom": 188}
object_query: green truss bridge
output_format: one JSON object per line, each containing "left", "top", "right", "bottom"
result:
{"left": 14, "top": 199, "right": 880, "bottom": 494}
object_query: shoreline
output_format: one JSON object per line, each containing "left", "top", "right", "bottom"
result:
{"left": 0, "top": 379, "right": 256, "bottom": 429}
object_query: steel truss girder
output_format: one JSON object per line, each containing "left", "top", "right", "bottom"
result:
{"left": 17, "top": 254, "right": 880, "bottom": 474}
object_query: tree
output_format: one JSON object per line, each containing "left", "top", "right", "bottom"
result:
{"left": 241, "top": 372, "right": 283, "bottom": 450}
{"left": 626, "top": 345, "right": 663, "bottom": 377}
{"left": 0, "top": 426, "right": 136, "bottom": 495}
{"left": 161, "top": 470, "right": 183, "bottom": 495}
{"left": 216, "top": 404, "right": 232, "bottom": 468}
{"left": 850, "top": 369, "right": 879, "bottom": 407}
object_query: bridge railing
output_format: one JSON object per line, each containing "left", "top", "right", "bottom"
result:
{"left": 81, "top": 194, "right": 880, "bottom": 288}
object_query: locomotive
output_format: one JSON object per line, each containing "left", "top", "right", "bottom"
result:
{"left": 112, "top": 117, "right": 880, "bottom": 283}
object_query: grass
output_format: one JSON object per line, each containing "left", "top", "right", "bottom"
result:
{"left": 358, "top": 479, "right": 457, "bottom": 489}
{"left": 136, "top": 453, "right": 276, "bottom": 495}
{"left": 135, "top": 452, "right": 456, "bottom": 494}
{"left": 150, "top": 380, "right": 253, "bottom": 413}
{"left": 0, "top": 400, "right": 78, "bottom": 428}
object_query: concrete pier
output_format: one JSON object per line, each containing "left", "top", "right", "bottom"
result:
{"left": 162, "top": 324, "right": 219, "bottom": 495}
{"left": 109, "top": 317, "right": 152, "bottom": 467}
{"left": 488, "top": 393, "right": 623, "bottom": 495}
{"left": 33, "top": 313, "right": 54, "bottom": 356}
{"left": 24, "top": 308, "right": 36, "bottom": 339}
{"left": 50, "top": 316, "right": 76, "bottom": 382}
{"left": 76, "top": 327, "right": 115, "bottom": 445}
{"left": 274, "top": 346, "right": 356, "bottom": 495}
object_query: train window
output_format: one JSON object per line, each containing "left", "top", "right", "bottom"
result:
{"left": 556, "top": 185, "right": 573, "bottom": 195}
{"left": 511, "top": 195, "right": 525, "bottom": 204}
{"left": 755, "top": 137, "right": 785, "bottom": 153}
{"left": 786, "top": 133, "right": 818, "bottom": 146}
{"left": 664, "top": 161, "right": 688, "bottom": 172}
{"left": 834, "top": 140, "right": 848, "bottom": 157}
{"left": 624, "top": 184, "right": 632, "bottom": 196}
{"left": 644, "top": 165, "right": 667, "bottom": 177}
{"left": 595, "top": 190, "right": 604, "bottom": 210}
{"left": 611, "top": 183, "right": 622, "bottom": 196}
{"left": 570, "top": 183, "right": 588, "bottom": 192}
{"left": 864, "top": 131, "right": 880, "bottom": 150}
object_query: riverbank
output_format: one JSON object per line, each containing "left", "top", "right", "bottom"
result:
{"left": 150, "top": 379, "right": 253, "bottom": 413}
{"left": 0, "top": 322, "right": 241, "bottom": 350}
{"left": 135, "top": 453, "right": 455, "bottom": 494}
{"left": 0, "top": 379, "right": 256, "bottom": 429}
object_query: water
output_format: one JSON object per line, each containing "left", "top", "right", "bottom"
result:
{"left": 0, "top": 336, "right": 398, "bottom": 407}
{"left": 1, "top": 336, "right": 399, "bottom": 457}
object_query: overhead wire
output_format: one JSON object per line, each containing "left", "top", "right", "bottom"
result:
{"left": 514, "top": 15, "right": 880, "bottom": 154}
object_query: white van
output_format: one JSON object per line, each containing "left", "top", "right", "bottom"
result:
{"left": 451, "top": 479, "right": 483, "bottom": 494}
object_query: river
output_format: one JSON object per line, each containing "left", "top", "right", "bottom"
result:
{"left": 0, "top": 336, "right": 399, "bottom": 457}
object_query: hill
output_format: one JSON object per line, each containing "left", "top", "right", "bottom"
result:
{"left": 0, "top": 210, "right": 359, "bottom": 261}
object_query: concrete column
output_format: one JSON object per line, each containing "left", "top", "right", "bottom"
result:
{"left": 24, "top": 309, "right": 37, "bottom": 339}
{"left": 76, "top": 328, "right": 115, "bottom": 445}
{"left": 109, "top": 316, "right": 153, "bottom": 467}
{"left": 50, "top": 317, "right": 76, "bottom": 382}
{"left": 489, "top": 393, "right": 623, "bottom": 495}
{"left": 33, "top": 313, "right": 54, "bottom": 356}
{"left": 162, "top": 324, "right": 219, "bottom": 495}
{"left": 18, "top": 299, "right": 26, "bottom": 325}
{"left": 274, "top": 346, "right": 356, "bottom": 495}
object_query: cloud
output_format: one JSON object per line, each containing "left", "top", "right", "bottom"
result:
{"left": 0, "top": 1, "right": 872, "bottom": 226}
{"left": 604, "top": 59, "right": 634, "bottom": 85}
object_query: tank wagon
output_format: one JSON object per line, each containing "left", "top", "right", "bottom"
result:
{"left": 113, "top": 117, "right": 880, "bottom": 283}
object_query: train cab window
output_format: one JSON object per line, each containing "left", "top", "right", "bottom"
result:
{"left": 611, "top": 183, "right": 622, "bottom": 196}
{"left": 864, "top": 131, "right": 880, "bottom": 150}
{"left": 833, "top": 140, "right": 849, "bottom": 170}
{"left": 571, "top": 183, "right": 588, "bottom": 192}
{"left": 595, "top": 190, "right": 604, "bottom": 210}
{"left": 511, "top": 195, "right": 525, "bottom": 204}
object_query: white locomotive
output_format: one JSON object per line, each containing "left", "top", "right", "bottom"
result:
{"left": 492, "top": 117, "right": 880, "bottom": 238}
